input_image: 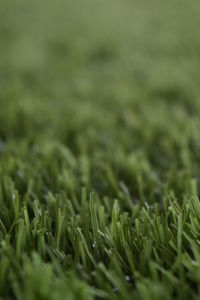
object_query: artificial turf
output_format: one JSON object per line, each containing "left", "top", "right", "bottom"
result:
{"left": 1, "top": 0, "right": 200, "bottom": 299}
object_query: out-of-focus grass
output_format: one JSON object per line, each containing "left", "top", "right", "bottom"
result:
{"left": 1, "top": 1, "right": 200, "bottom": 299}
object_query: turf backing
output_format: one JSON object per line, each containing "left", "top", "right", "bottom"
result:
{"left": 1, "top": 0, "right": 200, "bottom": 299}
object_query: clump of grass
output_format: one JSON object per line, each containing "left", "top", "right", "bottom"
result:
{"left": 1, "top": 0, "right": 200, "bottom": 299}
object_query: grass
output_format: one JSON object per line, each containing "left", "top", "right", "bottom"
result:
{"left": 1, "top": 0, "right": 200, "bottom": 299}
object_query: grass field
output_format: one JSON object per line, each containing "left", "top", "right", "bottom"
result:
{"left": 1, "top": 0, "right": 200, "bottom": 299}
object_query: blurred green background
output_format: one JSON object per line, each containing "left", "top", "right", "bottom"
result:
{"left": 1, "top": 0, "right": 200, "bottom": 201}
